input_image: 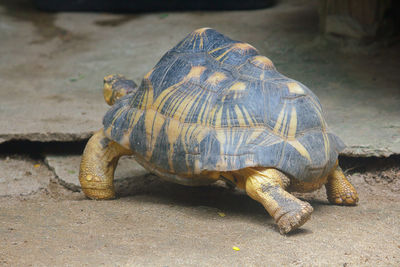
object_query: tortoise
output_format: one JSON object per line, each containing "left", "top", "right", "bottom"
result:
{"left": 79, "top": 28, "right": 358, "bottom": 234}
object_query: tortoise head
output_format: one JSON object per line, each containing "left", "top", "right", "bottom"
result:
{"left": 103, "top": 74, "right": 138, "bottom": 105}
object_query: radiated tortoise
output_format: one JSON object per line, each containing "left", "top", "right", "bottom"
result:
{"left": 79, "top": 28, "right": 358, "bottom": 234}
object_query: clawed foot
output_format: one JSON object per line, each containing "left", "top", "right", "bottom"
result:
{"left": 276, "top": 201, "right": 313, "bottom": 234}
{"left": 79, "top": 129, "right": 131, "bottom": 200}
{"left": 81, "top": 186, "right": 115, "bottom": 200}
{"left": 80, "top": 169, "right": 116, "bottom": 200}
{"left": 327, "top": 187, "right": 358, "bottom": 206}
{"left": 325, "top": 164, "right": 359, "bottom": 206}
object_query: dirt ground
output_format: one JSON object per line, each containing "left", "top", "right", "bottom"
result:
{"left": 1, "top": 0, "right": 400, "bottom": 156}
{"left": 0, "top": 155, "right": 399, "bottom": 266}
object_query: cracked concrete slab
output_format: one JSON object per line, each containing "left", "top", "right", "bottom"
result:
{"left": 45, "top": 155, "right": 152, "bottom": 194}
{"left": 0, "top": 157, "right": 52, "bottom": 196}
{"left": 0, "top": 0, "right": 399, "bottom": 156}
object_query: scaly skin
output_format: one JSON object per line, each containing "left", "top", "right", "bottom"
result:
{"left": 79, "top": 74, "right": 137, "bottom": 199}
{"left": 325, "top": 165, "right": 359, "bottom": 205}
{"left": 79, "top": 129, "right": 132, "bottom": 200}
{"left": 240, "top": 168, "right": 313, "bottom": 234}
{"left": 103, "top": 74, "right": 137, "bottom": 105}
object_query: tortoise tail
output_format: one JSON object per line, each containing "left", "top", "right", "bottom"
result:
{"left": 103, "top": 74, "right": 138, "bottom": 105}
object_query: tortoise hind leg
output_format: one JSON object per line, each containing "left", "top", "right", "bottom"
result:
{"left": 79, "top": 129, "right": 132, "bottom": 200}
{"left": 325, "top": 162, "right": 359, "bottom": 205}
{"left": 238, "top": 168, "right": 313, "bottom": 234}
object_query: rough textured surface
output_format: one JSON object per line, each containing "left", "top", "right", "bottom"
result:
{"left": 0, "top": 157, "right": 51, "bottom": 196}
{"left": 0, "top": 169, "right": 399, "bottom": 266}
{"left": 45, "top": 155, "right": 151, "bottom": 193}
{"left": 0, "top": 0, "right": 399, "bottom": 156}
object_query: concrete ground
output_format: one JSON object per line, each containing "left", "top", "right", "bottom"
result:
{"left": 0, "top": 0, "right": 400, "bottom": 266}
{"left": 0, "top": 0, "right": 399, "bottom": 156}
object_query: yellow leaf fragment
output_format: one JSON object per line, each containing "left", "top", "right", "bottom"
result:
{"left": 232, "top": 246, "right": 240, "bottom": 251}
{"left": 218, "top": 212, "right": 226, "bottom": 217}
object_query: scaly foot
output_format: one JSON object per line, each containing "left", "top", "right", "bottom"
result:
{"left": 243, "top": 168, "right": 313, "bottom": 234}
{"left": 326, "top": 165, "right": 359, "bottom": 206}
{"left": 79, "top": 129, "right": 132, "bottom": 200}
{"left": 276, "top": 201, "right": 313, "bottom": 234}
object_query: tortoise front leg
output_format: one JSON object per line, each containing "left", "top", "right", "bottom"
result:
{"left": 239, "top": 168, "right": 313, "bottom": 234}
{"left": 325, "top": 162, "right": 359, "bottom": 205}
{"left": 79, "top": 129, "right": 132, "bottom": 200}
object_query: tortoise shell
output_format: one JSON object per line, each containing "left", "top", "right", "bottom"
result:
{"left": 103, "top": 28, "right": 345, "bottom": 183}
